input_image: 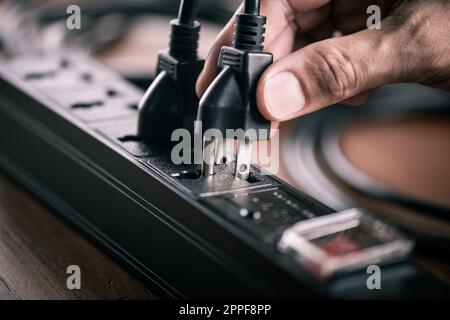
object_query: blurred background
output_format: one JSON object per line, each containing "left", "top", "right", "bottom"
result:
{"left": 0, "top": 0, "right": 239, "bottom": 88}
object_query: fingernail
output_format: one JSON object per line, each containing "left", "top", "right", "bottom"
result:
{"left": 263, "top": 72, "right": 305, "bottom": 120}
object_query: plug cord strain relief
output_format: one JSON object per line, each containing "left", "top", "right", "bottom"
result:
{"left": 169, "top": 19, "right": 201, "bottom": 60}
{"left": 233, "top": 13, "right": 266, "bottom": 52}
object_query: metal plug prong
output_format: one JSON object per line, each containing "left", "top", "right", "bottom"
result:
{"left": 215, "top": 138, "right": 234, "bottom": 164}
{"left": 235, "top": 137, "right": 251, "bottom": 180}
{"left": 202, "top": 136, "right": 217, "bottom": 177}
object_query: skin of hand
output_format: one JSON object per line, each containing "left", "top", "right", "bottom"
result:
{"left": 196, "top": 0, "right": 450, "bottom": 125}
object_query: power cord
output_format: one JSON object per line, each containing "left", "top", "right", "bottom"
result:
{"left": 197, "top": 0, "right": 273, "bottom": 180}
{"left": 137, "top": 0, "right": 204, "bottom": 141}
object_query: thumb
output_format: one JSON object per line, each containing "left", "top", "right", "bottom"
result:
{"left": 257, "top": 26, "right": 405, "bottom": 121}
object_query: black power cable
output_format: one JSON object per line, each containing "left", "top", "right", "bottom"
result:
{"left": 197, "top": 0, "right": 273, "bottom": 179}
{"left": 177, "top": 0, "right": 199, "bottom": 25}
{"left": 233, "top": 0, "right": 266, "bottom": 52}
{"left": 169, "top": 0, "right": 201, "bottom": 60}
{"left": 243, "top": 0, "right": 260, "bottom": 15}
{"left": 137, "top": 0, "right": 205, "bottom": 141}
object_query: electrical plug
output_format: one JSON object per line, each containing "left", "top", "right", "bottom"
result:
{"left": 196, "top": 0, "right": 272, "bottom": 180}
{"left": 138, "top": 0, "right": 204, "bottom": 141}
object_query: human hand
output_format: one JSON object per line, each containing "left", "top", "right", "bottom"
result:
{"left": 196, "top": 0, "right": 450, "bottom": 122}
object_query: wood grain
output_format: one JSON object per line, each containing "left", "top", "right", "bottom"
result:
{"left": 0, "top": 170, "right": 157, "bottom": 300}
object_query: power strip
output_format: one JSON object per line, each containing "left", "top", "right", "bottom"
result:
{"left": 0, "top": 53, "right": 448, "bottom": 299}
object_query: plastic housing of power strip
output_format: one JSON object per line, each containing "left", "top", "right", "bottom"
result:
{"left": 0, "top": 53, "right": 448, "bottom": 299}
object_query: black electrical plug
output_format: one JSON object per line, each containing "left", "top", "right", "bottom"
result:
{"left": 138, "top": 0, "right": 204, "bottom": 141}
{"left": 196, "top": 0, "right": 272, "bottom": 180}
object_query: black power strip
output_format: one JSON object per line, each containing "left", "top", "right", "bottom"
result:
{"left": 0, "top": 53, "right": 448, "bottom": 299}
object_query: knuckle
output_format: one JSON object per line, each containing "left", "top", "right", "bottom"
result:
{"left": 389, "top": 2, "right": 449, "bottom": 79}
{"left": 307, "top": 45, "right": 360, "bottom": 101}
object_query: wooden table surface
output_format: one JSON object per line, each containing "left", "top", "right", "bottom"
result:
{"left": 0, "top": 170, "right": 157, "bottom": 300}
